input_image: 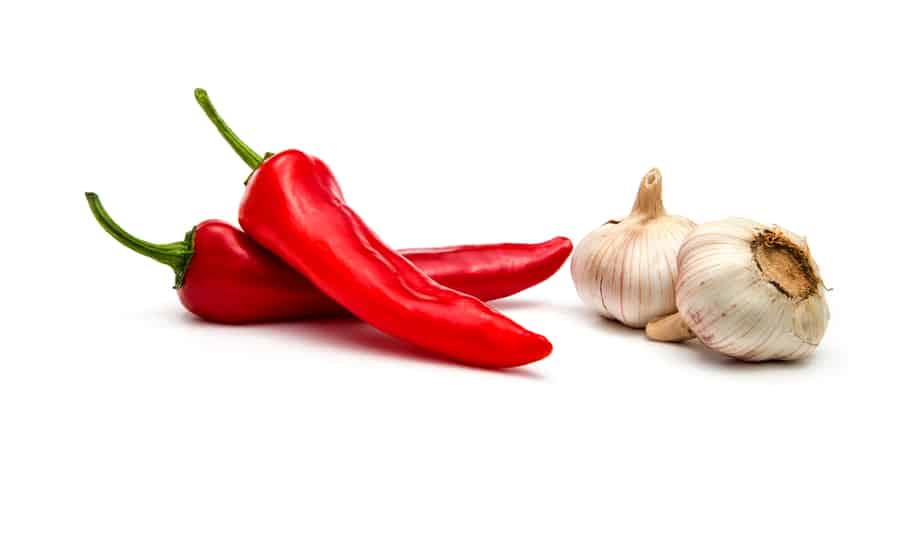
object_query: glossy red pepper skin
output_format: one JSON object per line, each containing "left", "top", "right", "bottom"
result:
{"left": 86, "top": 194, "right": 572, "bottom": 325}
{"left": 390, "top": 238, "right": 571, "bottom": 304}
{"left": 180, "top": 220, "right": 571, "bottom": 323}
{"left": 238, "top": 150, "right": 554, "bottom": 367}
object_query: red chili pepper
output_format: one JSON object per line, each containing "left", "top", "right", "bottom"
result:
{"left": 86, "top": 194, "right": 572, "bottom": 325}
{"left": 195, "top": 90, "right": 555, "bottom": 367}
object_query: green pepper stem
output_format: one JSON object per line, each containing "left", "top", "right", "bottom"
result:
{"left": 194, "top": 88, "right": 263, "bottom": 169}
{"left": 85, "top": 192, "right": 195, "bottom": 288}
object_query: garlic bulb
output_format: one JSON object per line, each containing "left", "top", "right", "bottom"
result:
{"left": 571, "top": 168, "right": 695, "bottom": 327}
{"left": 646, "top": 218, "right": 829, "bottom": 361}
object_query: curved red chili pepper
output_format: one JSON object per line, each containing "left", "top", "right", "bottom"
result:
{"left": 193, "top": 90, "right": 555, "bottom": 367}
{"left": 85, "top": 194, "right": 572, "bottom": 324}
{"left": 239, "top": 151, "right": 553, "bottom": 366}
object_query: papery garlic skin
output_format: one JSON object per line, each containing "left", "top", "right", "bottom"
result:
{"left": 571, "top": 169, "right": 695, "bottom": 327}
{"left": 674, "top": 218, "right": 829, "bottom": 361}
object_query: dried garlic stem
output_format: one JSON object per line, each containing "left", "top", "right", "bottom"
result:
{"left": 631, "top": 167, "right": 665, "bottom": 219}
{"left": 646, "top": 312, "right": 696, "bottom": 342}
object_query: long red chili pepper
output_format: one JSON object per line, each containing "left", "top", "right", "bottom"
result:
{"left": 86, "top": 194, "right": 571, "bottom": 324}
{"left": 195, "top": 90, "right": 554, "bottom": 367}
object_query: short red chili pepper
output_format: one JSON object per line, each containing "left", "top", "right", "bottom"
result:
{"left": 195, "top": 90, "right": 555, "bottom": 367}
{"left": 86, "top": 194, "right": 571, "bottom": 324}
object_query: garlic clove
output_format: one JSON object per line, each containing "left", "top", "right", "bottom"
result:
{"left": 793, "top": 294, "right": 830, "bottom": 346}
{"left": 645, "top": 312, "right": 695, "bottom": 342}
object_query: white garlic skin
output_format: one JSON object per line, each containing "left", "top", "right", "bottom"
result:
{"left": 571, "top": 169, "right": 695, "bottom": 327}
{"left": 675, "top": 218, "right": 829, "bottom": 361}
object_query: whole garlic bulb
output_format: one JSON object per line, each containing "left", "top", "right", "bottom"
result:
{"left": 571, "top": 168, "right": 695, "bottom": 327}
{"left": 646, "top": 218, "right": 829, "bottom": 361}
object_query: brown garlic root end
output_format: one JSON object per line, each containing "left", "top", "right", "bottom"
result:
{"left": 646, "top": 313, "right": 696, "bottom": 342}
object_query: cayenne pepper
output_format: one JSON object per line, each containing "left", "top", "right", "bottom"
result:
{"left": 195, "top": 90, "right": 554, "bottom": 367}
{"left": 86, "top": 193, "right": 571, "bottom": 324}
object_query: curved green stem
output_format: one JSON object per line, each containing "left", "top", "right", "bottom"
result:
{"left": 194, "top": 88, "right": 263, "bottom": 169}
{"left": 85, "top": 192, "right": 195, "bottom": 288}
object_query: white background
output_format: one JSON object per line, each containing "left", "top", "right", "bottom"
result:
{"left": 0, "top": 1, "right": 884, "bottom": 541}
